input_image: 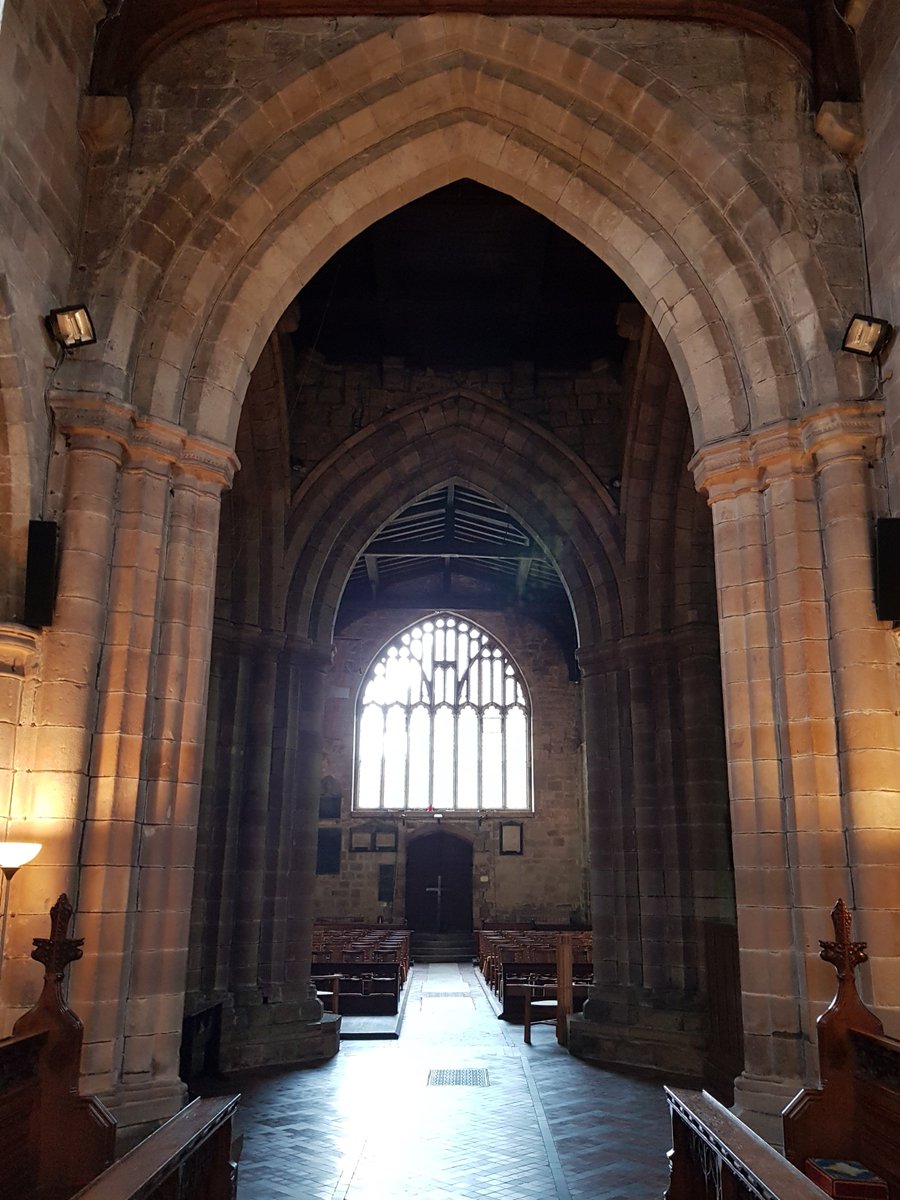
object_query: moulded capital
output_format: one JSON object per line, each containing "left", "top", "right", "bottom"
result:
{"left": 282, "top": 637, "right": 336, "bottom": 674}
{"left": 801, "top": 401, "right": 884, "bottom": 469}
{"left": 575, "top": 642, "right": 621, "bottom": 677}
{"left": 175, "top": 434, "right": 240, "bottom": 493}
{"left": 126, "top": 416, "right": 188, "bottom": 474}
{"left": 49, "top": 392, "right": 135, "bottom": 462}
{"left": 689, "top": 436, "right": 760, "bottom": 502}
{"left": 749, "top": 425, "right": 809, "bottom": 483}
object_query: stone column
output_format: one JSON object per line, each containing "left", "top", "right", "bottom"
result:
{"left": 219, "top": 637, "right": 340, "bottom": 1070}
{"left": 230, "top": 631, "right": 283, "bottom": 1007}
{"left": 18, "top": 397, "right": 132, "bottom": 943}
{"left": 574, "top": 643, "right": 653, "bottom": 1067}
{"left": 4, "top": 398, "right": 132, "bottom": 1037}
{"left": 73, "top": 417, "right": 185, "bottom": 1102}
{"left": 280, "top": 638, "right": 334, "bottom": 1010}
{"left": 572, "top": 633, "right": 723, "bottom": 1079}
{"left": 188, "top": 627, "right": 252, "bottom": 1004}
{"left": 692, "top": 402, "right": 899, "bottom": 1142}
{"left": 109, "top": 435, "right": 237, "bottom": 1133}
{"left": 803, "top": 407, "right": 900, "bottom": 1017}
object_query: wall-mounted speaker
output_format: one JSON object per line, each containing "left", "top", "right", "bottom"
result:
{"left": 875, "top": 517, "right": 900, "bottom": 622}
{"left": 23, "top": 520, "right": 58, "bottom": 628}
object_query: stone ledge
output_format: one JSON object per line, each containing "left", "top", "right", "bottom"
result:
{"left": 221, "top": 1007, "right": 341, "bottom": 1071}
{"left": 567, "top": 1012, "right": 705, "bottom": 1083}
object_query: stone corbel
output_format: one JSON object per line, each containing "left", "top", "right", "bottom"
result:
{"left": 78, "top": 95, "right": 133, "bottom": 156}
{"left": 815, "top": 101, "right": 866, "bottom": 165}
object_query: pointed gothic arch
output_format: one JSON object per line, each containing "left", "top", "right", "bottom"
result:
{"left": 65, "top": 14, "right": 869, "bottom": 457}
{"left": 281, "top": 388, "right": 623, "bottom": 647}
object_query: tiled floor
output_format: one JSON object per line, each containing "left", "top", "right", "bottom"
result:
{"left": 231, "top": 963, "right": 671, "bottom": 1199}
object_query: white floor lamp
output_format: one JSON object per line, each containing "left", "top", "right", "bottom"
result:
{"left": 0, "top": 842, "right": 42, "bottom": 986}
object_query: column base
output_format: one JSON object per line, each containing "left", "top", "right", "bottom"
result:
{"left": 221, "top": 999, "right": 341, "bottom": 1071}
{"left": 568, "top": 985, "right": 706, "bottom": 1082}
{"left": 101, "top": 1077, "right": 188, "bottom": 1150}
{"left": 732, "top": 1073, "right": 803, "bottom": 1149}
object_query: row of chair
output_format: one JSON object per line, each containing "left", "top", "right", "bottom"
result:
{"left": 312, "top": 924, "right": 410, "bottom": 981}
{"left": 478, "top": 928, "right": 591, "bottom": 992}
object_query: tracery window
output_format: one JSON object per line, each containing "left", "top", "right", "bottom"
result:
{"left": 355, "top": 615, "right": 531, "bottom": 811}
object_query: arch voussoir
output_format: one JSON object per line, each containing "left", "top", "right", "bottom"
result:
{"left": 283, "top": 390, "right": 623, "bottom": 647}
{"left": 66, "top": 14, "right": 866, "bottom": 456}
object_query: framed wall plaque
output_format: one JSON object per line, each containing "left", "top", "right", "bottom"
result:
{"left": 350, "top": 829, "right": 373, "bottom": 852}
{"left": 499, "top": 822, "right": 523, "bottom": 855}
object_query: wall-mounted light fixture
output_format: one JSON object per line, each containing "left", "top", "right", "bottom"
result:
{"left": 842, "top": 314, "right": 893, "bottom": 359}
{"left": 0, "top": 842, "right": 42, "bottom": 985}
{"left": 45, "top": 306, "right": 96, "bottom": 350}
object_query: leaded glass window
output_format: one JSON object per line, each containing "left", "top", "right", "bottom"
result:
{"left": 355, "top": 616, "right": 531, "bottom": 811}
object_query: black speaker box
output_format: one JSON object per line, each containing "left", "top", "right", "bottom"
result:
{"left": 875, "top": 517, "right": 900, "bottom": 622}
{"left": 23, "top": 520, "right": 58, "bottom": 628}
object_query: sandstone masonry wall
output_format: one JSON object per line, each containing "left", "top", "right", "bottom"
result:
{"left": 857, "top": 0, "right": 900, "bottom": 500}
{"left": 0, "top": 0, "right": 96, "bottom": 619}
{"left": 289, "top": 351, "right": 624, "bottom": 489}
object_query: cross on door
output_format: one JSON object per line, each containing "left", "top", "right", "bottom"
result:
{"left": 426, "top": 874, "right": 444, "bottom": 930}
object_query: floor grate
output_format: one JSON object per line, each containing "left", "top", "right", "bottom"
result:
{"left": 422, "top": 991, "right": 471, "bottom": 998}
{"left": 428, "top": 1068, "right": 490, "bottom": 1087}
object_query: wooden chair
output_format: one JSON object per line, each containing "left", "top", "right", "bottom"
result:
{"left": 523, "top": 984, "right": 558, "bottom": 1044}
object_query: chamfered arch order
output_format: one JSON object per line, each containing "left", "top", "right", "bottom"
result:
{"left": 281, "top": 387, "right": 624, "bottom": 648}
{"left": 69, "top": 14, "right": 869, "bottom": 456}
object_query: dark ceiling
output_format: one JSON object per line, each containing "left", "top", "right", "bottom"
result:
{"left": 337, "top": 483, "right": 579, "bottom": 674}
{"left": 293, "top": 180, "right": 632, "bottom": 371}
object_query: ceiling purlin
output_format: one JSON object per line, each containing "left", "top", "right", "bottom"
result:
{"left": 91, "top": 1, "right": 859, "bottom": 105}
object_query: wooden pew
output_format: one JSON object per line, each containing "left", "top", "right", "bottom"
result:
{"left": 665, "top": 1088, "right": 824, "bottom": 1200}
{"left": 313, "top": 925, "right": 410, "bottom": 983}
{"left": 0, "top": 893, "right": 116, "bottom": 1199}
{"left": 310, "top": 962, "right": 402, "bottom": 1015}
{"left": 71, "top": 1096, "right": 239, "bottom": 1200}
{"left": 783, "top": 898, "right": 900, "bottom": 1195}
{"left": 498, "top": 962, "right": 592, "bottom": 1021}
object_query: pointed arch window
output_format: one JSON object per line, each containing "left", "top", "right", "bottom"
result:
{"left": 355, "top": 615, "right": 531, "bottom": 811}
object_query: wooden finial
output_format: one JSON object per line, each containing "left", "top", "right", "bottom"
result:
{"left": 30, "top": 893, "right": 84, "bottom": 978}
{"left": 818, "top": 898, "right": 868, "bottom": 983}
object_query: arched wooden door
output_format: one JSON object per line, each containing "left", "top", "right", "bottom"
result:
{"left": 405, "top": 831, "right": 473, "bottom": 933}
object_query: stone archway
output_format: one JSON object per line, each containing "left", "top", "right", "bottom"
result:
{"left": 283, "top": 388, "right": 622, "bottom": 646}
{"left": 68, "top": 15, "right": 868, "bottom": 449}
{"left": 34, "top": 10, "right": 900, "bottom": 1142}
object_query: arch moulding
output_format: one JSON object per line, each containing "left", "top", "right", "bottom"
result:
{"left": 282, "top": 388, "right": 624, "bottom": 649}
{"left": 65, "top": 15, "right": 869, "bottom": 458}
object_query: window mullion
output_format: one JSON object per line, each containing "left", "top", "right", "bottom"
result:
{"left": 379, "top": 706, "right": 387, "bottom": 809}
{"left": 501, "top": 707, "right": 507, "bottom": 810}
{"left": 404, "top": 704, "right": 411, "bottom": 808}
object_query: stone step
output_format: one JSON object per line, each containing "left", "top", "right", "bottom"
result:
{"left": 410, "top": 932, "right": 475, "bottom": 963}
